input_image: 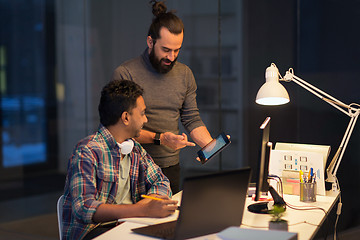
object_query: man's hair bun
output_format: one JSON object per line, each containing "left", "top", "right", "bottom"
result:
{"left": 150, "top": 0, "right": 167, "bottom": 17}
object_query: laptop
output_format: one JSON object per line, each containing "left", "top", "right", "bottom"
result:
{"left": 132, "top": 167, "right": 251, "bottom": 240}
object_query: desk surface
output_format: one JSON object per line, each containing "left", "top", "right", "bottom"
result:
{"left": 242, "top": 191, "right": 339, "bottom": 240}
{"left": 94, "top": 191, "right": 339, "bottom": 240}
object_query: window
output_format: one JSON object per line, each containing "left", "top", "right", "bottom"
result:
{"left": 0, "top": 0, "right": 57, "bottom": 180}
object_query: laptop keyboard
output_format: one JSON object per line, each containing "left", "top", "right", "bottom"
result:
{"left": 132, "top": 220, "right": 177, "bottom": 239}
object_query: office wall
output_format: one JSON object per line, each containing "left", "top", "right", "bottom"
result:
{"left": 56, "top": 0, "right": 153, "bottom": 172}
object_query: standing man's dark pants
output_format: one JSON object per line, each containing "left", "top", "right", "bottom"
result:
{"left": 161, "top": 163, "right": 180, "bottom": 194}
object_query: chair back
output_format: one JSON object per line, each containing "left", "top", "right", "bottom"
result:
{"left": 57, "top": 195, "right": 64, "bottom": 240}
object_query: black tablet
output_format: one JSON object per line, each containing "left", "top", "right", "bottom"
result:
{"left": 197, "top": 132, "right": 231, "bottom": 164}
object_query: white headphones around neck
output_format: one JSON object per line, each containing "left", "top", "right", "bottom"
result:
{"left": 117, "top": 139, "right": 134, "bottom": 155}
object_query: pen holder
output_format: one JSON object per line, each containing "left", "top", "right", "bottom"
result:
{"left": 300, "top": 182, "right": 317, "bottom": 202}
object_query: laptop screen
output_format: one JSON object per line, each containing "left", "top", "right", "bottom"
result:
{"left": 175, "top": 167, "right": 251, "bottom": 239}
{"left": 132, "top": 167, "right": 251, "bottom": 240}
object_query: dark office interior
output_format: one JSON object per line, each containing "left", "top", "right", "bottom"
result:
{"left": 1, "top": 0, "right": 360, "bottom": 239}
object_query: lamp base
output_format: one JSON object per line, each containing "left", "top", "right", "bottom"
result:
{"left": 325, "top": 181, "right": 333, "bottom": 191}
{"left": 325, "top": 180, "right": 339, "bottom": 192}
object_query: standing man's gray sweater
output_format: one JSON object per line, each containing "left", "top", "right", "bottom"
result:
{"left": 112, "top": 49, "right": 205, "bottom": 168}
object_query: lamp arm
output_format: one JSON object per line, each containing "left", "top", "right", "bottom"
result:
{"left": 283, "top": 70, "right": 360, "bottom": 190}
{"left": 326, "top": 114, "right": 359, "bottom": 187}
{"left": 283, "top": 71, "right": 352, "bottom": 117}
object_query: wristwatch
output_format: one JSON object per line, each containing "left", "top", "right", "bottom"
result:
{"left": 154, "top": 132, "right": 161, "bottom": 145}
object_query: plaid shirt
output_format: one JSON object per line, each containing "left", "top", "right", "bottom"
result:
{"left": 62, "top": 124, "right": 172, "bottom": 240}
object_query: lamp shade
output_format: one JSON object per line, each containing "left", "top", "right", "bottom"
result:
{"left": 255, "top": 64, "right": 290, "bottom": 105}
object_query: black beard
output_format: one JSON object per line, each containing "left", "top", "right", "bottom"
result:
{"left": 149, "top": 48, "right": 177, "bottom": 74}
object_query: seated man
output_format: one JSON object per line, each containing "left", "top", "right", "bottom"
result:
{"left": 61, "top": 80, "right": 178, "bottom": 240}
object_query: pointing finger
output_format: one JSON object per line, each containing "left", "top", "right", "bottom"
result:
{"left": 185, "top": 141, "right": 196, "bottom": 147}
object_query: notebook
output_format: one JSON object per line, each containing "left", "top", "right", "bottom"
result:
{"left": 131, "top": 167, "right": 252, "bottom": 240}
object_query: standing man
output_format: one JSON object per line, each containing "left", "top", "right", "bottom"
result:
{"left": 112, "top": 0, "right": 213, "bottom": 193}
{"left": 62, "top": 80, "right": 178, "bottom": 240}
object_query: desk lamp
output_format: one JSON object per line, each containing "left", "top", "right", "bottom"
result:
{"left": 255, "top": 63, "right": 360, "bottom": 191}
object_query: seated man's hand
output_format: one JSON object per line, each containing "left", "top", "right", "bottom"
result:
{"left": 137, "top": 195, "right": 178, "bottom": 218}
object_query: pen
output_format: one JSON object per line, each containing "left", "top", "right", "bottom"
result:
{"left": 141, "top": 194, "right": 165, "bottom": 201}
{"left": 309, "top": 168, "right": 313, "bottom": 183}
{"left": 299, "top": 170, "right": 304, "bottom": 183}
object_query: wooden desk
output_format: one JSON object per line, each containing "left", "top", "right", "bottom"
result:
{"left": 94, "top": 191, "right": 339, "bottom": 240}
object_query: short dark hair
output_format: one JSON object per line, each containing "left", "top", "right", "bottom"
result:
{"left": 99, "top": 80, "right": 144, "bottom": 127}
{"left": 148, "top": 0, "right": 184, "bottom": 41}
